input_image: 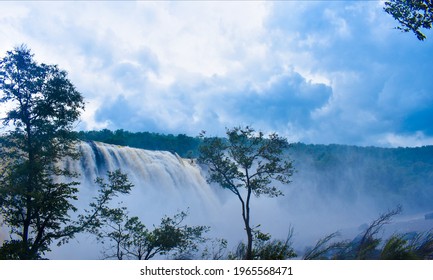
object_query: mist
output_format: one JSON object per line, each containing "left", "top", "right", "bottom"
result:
{"left": 29, "top": 141, "right": 433, "bottom": 259}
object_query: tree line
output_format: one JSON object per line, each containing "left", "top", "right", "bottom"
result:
{"left": 76, "top": 129, "right": 201, "bottom": 158}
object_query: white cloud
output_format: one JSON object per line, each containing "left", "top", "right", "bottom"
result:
{"left": 1, "top": 1, "right": 433, "bottom": 147}
{"left": 380, "top": 132, "right": 433, "bottom": 148}
{"left": 324, "top": 8, "right": 351, "bottom": 38}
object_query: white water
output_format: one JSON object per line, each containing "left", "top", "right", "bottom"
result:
{"left": 48, "top": 141, "right": 250, "bottom": 259}
{"left": 65, "top": 141, "right": 221, "bottom": 220}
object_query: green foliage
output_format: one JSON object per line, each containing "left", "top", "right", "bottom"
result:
{"left": 77, "top": 129, "right": 201, "bottom": 158}
{"left": 322, "top": 206, "right": 402, "bottom": 260}
{"left": 0, "top": 47, "right": 132, "bottom": 259}
{"left": 291, "top": 143, "right": 433, "bottom": 211}
{"left": 228, "top": 229, "right": 297, "bottom": 260}
{"left": 380, "top": 234, "right": 418, "bottom": 259}
{"left": 412, "top": 231, "right": 433, "bottom": 259}
{"left": 384, "top": 0, "right": 433, "bottom": 40}
{"left": 0, "top": 240, "right": 40, "bottom": 260}
{"left": 0, "top": 45, "right": 85, "bottom": 259}
{"left": 354, "top": 205, "right": 402, "bottom": 260}
{"left": 68, "top": 169, "right": 133, "bottom": 244}
{"left": 91, "top": 204, "right": 209, "bottom": 260}
{"left": 381, "top": 231, "right": 433, "bottom": 259}
{"left": 302, "top": 206, "right": 433, "bottom": 260}
{"left": 303, "top": 232, "right": 348, "bottom": 260}
{"left": 198, "top": 126, "right": 294, "bottom": 260}
{"left": 252, "top": 228, "right": 297, "bottom": 260}
{"left": 201, "top": 238, "right": 228, "bottom": 260}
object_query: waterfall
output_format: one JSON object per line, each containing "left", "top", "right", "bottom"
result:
{"left": 65, "top": 141, "right": 221, "bottom": 218}
{"left": 48, "top": 141, "right": 248, "bottom": 259}
{"left": 47, "top": 141, "right": 365, "bottom": 259}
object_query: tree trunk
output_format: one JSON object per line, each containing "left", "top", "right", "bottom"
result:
{"left": 244, "top": 174, "right": 253, "bottom": 260}
{"left": 22, "top": 108, "right": 34, "bottom": 259}
{"left": 241, "top": 186, "right": 253, "bottom": 259}
{"left": 244, "top": 219, "right": 253, "bottom": 260}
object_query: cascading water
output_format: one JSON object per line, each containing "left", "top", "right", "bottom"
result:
{"left": 47, "top": 141, "right": 252, "bottom": 259}
{"left": 66, "top": 141, "right": 222, "bottom": 219}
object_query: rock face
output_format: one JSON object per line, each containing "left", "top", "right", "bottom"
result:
{"left": 425, "top": 213, "right": 433, "bottom": 220}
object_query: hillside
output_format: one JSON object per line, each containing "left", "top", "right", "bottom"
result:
{"left": 78, "top": 129, "right": 433, "bottom": 214}
{"left": 289, "top": 143, "right": 433, "bottom": 213}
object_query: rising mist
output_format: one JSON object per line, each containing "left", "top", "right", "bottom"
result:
{"left": 35, "top": 141, "right": 433, "bottom": 259}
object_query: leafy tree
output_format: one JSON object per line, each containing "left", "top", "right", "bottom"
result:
{"left": 0, "top": 45, "right": 85, "bottom": 259}
{"left": 95, "top": 207, "right": 129, "bottom": 260}
{"left": 384, "top": 0, "right": 433, "bottom": 40}
{"left": 198, "top": 126, "right": 294, "bottom": 260}
{"left": 0, "top": 46, "right": 131, "bottom": 259}
{"left": 92, "top": 205, "right": 209, "bottom": 260}
{"left": 146, "top": 211, "right": 209, "bottom": 260}
{"left": 71, "top": 170, "right": 133, "bottom": 246}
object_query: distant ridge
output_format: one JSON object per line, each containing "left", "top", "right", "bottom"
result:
{"left": 77, "top": 129, "right": 433, "bottom": 213}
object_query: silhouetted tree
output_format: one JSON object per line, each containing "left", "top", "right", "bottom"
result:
{"left": 0, "top": 45, "right": 85, "bottom": 259}
{"left": 384, "top": 0, "right": 433, "bottom": 40}
{"left": 0, "top": 46, "right": 131, "bottom": 259}
{"left": 91, "top": 205, "right": 209, "bottom": 260}
{"left": 198, "top": 126, "right": 294, "bottom": 260}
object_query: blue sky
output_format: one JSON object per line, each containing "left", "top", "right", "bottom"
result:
{"left": 1, "top": 1, "right": 432, "bottom": 147}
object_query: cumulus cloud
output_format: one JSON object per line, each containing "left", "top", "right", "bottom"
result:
{"left": 222, "top": 71, "right": 332, "bottom": 131}
{"left": 1, "top": 1, "right": 433, "bottom": 146}
{"left": 263, "top": 1, "right": 433, "bottom": 145}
